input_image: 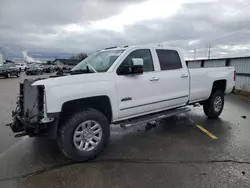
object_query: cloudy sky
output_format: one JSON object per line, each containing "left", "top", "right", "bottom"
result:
{"left": 0, "top": 0, "right": 250, "bottom": 60}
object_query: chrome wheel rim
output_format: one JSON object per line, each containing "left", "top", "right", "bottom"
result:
{"left": 214, "top": 96, "right": 222, "bottom": 112}
{"left": 73, "top": 120, "right": 102, "bottom": 152}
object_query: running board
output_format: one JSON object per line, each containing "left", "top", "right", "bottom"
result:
{"left": 119, "top": 107, "right": 191, "bottom": 130}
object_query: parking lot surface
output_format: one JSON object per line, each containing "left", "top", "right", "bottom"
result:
{"left": 0, "top": 73, "right": 250, "bottom": 187}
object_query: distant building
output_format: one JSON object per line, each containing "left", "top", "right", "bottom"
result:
{"left": 5, "top": 60, "right": 15, "bottom": 64}
{"left": 52, "top": 59, "right": 81, "bottom": 67}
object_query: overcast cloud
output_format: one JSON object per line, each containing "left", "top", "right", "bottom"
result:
{"left": 0, "top": 0, "right": 250, "bottom": 60}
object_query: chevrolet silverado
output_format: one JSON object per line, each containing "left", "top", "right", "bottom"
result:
{"left": 6, "top": 45, "right": 235, "bottom": 161}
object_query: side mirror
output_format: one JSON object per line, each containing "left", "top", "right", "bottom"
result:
{"left": 132, "top": 58, "right": 143, "bottom": 66}
{"left": 118, "top": 58, "right": 144, "bottom": 75}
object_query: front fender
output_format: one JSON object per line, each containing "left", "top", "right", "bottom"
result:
{"left": 44, "top": 81, "right": 118, "bottom": 120}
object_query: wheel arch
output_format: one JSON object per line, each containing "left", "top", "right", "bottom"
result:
{"left": 59, "top": 95, "right": 113, "bottom": 125}
{"left": 199, "top": 80, "right": 226, "bottom": 105}
{"left": 210, "top": 79, "right": 226, "bottom": 96}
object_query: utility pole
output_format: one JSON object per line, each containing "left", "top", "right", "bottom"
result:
{"left": 208, "top": 45, "right": 211, "bottom": 59}
{"left": 193, "top": 48, "right": 196, "bottom": 60}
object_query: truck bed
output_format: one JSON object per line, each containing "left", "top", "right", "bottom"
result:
{"left": 188, "top": 67, "right": 235, "bottom": 104}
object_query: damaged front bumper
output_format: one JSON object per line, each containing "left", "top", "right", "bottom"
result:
{"left": 6, "top": 78, "right": 57, "bottom": 138}
{"left": 6, "top": 109, "right": 35, "bottom": 137}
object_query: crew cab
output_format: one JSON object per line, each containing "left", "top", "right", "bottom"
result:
{"left": 7, "top": 45, "right": 235, "bottom": 162}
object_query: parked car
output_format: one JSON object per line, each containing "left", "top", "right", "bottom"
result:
{"left": 43, "top": 65, "right": 55, "bottom": 73}
{"left": 26, "top": 64, "right": 43, "bottom": 75}
{"left": 15, "top": 63, "right": 27, "bottom": 72}
{"left": 0, "top": 64, "right": 20, "bottom": 78}
{"left": 6, "top": 45, "right": 235, "bottom": 162}
{"left": 54, "top": 65, "right": 63, "bottom": 72}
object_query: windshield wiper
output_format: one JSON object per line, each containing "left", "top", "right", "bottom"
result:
{"left": 70, "top": 69, "right": 90, "bottom": 75}
{"left": 70, "top": 60, "right": 97, "bottom": 75}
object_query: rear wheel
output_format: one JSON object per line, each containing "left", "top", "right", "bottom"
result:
{"left": 203, "top": 90, "right": 224, "bottom": 118}
{"left": 16, "top": 72, "right": 20, "bottom": 77}
{"left": 57, "top": 108, "right": 110, "bottom": 162}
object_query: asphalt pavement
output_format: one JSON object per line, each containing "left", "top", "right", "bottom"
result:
{"left": 0, "top": 73, "right": 250, "bottom": 188}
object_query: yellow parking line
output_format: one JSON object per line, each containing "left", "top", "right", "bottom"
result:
{"left": 196, "top": 125, "right": 218, "bottom": 140}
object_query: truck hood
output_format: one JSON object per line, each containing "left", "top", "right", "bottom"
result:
{"left": 32, "top": 73, "right": 113, "bottom": 87}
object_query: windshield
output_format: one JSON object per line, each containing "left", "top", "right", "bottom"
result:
{"left": 72, "top": 50, "right": 125, "bottom": 73}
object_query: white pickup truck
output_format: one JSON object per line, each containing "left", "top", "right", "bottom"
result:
{"left": 7, "top": 45, "right": 235, "bottom": 162}
{"left": 15, "top": 63, "right": 28, "bottom": 71}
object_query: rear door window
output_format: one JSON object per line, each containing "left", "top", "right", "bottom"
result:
{"left": 156, "top": 49, "right": 182, "bottom": 70}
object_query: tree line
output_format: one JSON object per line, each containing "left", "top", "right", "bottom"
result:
{"left": 46, "top": 52, "right": 88, "bottom": 64}
{"left": 70, "top": 53, "right": 88, "bottom": 61}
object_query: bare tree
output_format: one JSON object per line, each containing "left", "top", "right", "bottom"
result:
{"left": 70, "top": 53, "right": 88, "bottom": 61}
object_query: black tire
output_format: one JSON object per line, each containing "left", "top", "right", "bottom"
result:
{"left": 57, "top": 108, "right": 110, "bottom": 162}
{"left": 5, "top": 73, "right": 10, "bottom": 78}
{"left": 16, "top": 72, "right": 20, "bottom": 77}
{"left": 203, "top": 90, "right": 224, "bottom": 119}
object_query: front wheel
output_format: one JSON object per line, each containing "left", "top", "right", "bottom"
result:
{"left": 203, "top": 90, "right": 224, "bottom": 119}
{"left": 57, "top": 109, "right": 110, "bottom": 162}
{"left": 16, "top": 72, "right": 20, "bottom": 77}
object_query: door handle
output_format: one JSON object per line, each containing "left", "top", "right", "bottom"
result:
{"left": 181, "top": 74, "right": 189, "bottom": 78}
{"left": 150, "top": 77, "right": 159, "bottom": 81}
